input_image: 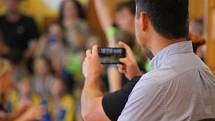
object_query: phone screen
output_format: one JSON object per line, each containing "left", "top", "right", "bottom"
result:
{"left": 98, "top": 48, "right": 126, "bottom": 64}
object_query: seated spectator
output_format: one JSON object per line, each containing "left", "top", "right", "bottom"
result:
{"left": 8, "top": 75, "right": 41, "bottom": 113}
{"left": 36, "top": 23, "right": 65, "bottom": 75}
{"left": 32, "top": 56, "right": 54, "bottom": 98}
{"left": 50, "top": 77, "right": 75, "bottom": 121}
{"left": 0, "top": 58, "right": 42, "bottom": 121}
{"left": 36, "top": 23, "right": 81, "bottom": 93}
{"left": 0, "top": 0, "right": 39, "bottom": 72}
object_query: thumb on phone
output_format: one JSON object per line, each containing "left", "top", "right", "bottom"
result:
{"left": 119, "top": 57, "right": 129, "bottom": 65}
{"left": 117, "top": 41, "right": 142, "bottom": 80}
{"left": 92, "top": 45, "right": 99, "bottom": 57}
{"left": 118, "top": 41, "right": 134, "bottom": 57}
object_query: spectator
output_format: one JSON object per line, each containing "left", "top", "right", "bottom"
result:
{"left": 115, "top": 1, "right": 136, "bottom": 33}
{"left": 189, "top": 33, "right": 207, "bottom": 60}
{"left": 36, "top": 23, "right": 81, "bottom": 93}
{"left": 8, "top": 75, "right": 42, "bottom": 113}
{"left": 189, "top": 18, "right": 204, "bottom": 36}
{"left": 94, "top": 0, "right": 152, "bottom": 92}
{"left": 0, "top": 28, "right": 28, "bottom": 85}
{"left": 0, "top": 0, "right": 39, "bottom": 72}
{"left": 32, "top": 56, "right": 54, "bottom": 98}
{"left": 94, "top": 0, "right": 135, "bottom": 41}
{"left": 59, "top": 0, "right": 90, "bottom": 52}
{"left": 36, "top": 23, "right": 65, "bottom": 75}
{"left": 50, "top": 77, "right": 75, "bottom": 121}
{"left": 0, "top": 58, "right": 42, "bottom": 121}
{"left": 108, "top": 30, "right": 152, "bottom": 92}
{"left": 58, "top": 0, "right": 91, "bottom": 94}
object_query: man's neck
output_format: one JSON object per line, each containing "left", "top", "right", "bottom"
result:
{"left": 149, "top": 34, "right": 186, "bottom": 56}
{"left": 6, "top": 12, "right": 21, "bottom": 22}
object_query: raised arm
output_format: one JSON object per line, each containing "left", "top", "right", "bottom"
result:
{"left": 94, "top": 0, "right": 113, "bottom": 32}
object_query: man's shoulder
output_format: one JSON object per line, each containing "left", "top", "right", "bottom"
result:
{"left": 139, "top": 68, "right": 178, "bottom": 85}
{"left": 149, "top": 53, "right": 207, "bottom": 82}
{"left": 137, "top": 57, "right": 211, "bottom": 90}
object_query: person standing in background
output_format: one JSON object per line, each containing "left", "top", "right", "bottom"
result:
{"left": 59, "top": 0, "right": 90, "bottom": 52}
{"left": 0, "top": 0, "right": 39, "bottom": 73}
{"left": 94, "top": 0, "right": 152, "bottom": 92}
{"left": 94, "top": 0, "right": 136, "bottom": 41}
{"left": 58, "top": 0, "right": 90, "bottom": 91}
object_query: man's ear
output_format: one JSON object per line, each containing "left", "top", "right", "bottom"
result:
{"left": 140, "top": 12, "right": 149, "bottom": 32}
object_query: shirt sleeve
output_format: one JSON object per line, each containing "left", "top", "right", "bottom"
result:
{"left": 102, "top": 76, "right": 141, "bottom": 121}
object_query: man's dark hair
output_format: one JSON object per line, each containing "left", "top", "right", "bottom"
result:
{"left": 136, "top": 0, "right": 189, "bottom": 39}
{"left": 116, "top": 1, "right": 136, "bottom": 15}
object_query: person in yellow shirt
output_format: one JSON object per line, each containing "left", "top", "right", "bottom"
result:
{"left": 9, "top": 75, "right": 41, "bottom": 112}
{"left": 0, "top": 58, "right": 43, "bottom": 121}
{"left": 9, "top": 74, "right": 54, "bottom": 121}
{"left": 50, "top": 77, "right": 75, "bottom": 121}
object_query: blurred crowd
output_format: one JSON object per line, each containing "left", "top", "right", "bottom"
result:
{"left": 0, "top": 0, "right": 207, "bottom": 121}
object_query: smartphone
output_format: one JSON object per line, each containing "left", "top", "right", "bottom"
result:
{"left": 98, "top": 48, "right": 126, "bottom": 64}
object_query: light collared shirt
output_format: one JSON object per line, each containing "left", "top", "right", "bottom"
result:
{"left": 118, "top": 41, "right": 215, "bottom": 121}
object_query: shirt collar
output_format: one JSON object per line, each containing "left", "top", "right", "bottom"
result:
{"left": 151, "top": 41, "right": 193, "bottom": 69}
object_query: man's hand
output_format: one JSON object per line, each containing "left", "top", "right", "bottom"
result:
{"left": 81, "top": 45, "right": 110, "bottom": 121}
{"left": 118, "top": 42, "right": 142, "bottom": 80}
{"left": 82, "top": 45, "right": 103, "bottom": 80}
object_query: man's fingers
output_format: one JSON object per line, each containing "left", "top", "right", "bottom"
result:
{"left": 118, "top": 41, "right": 132, "bottom": 52}
{"left": 83, "top": 58, "right": 87, "bottom": 65}
{"left": 118, "top": 41, "right": 125, "bottom": 48}
{"left": 117, "top": 64, "right": 123, "bottom": 73}
{"left": 86, "top": 49, "right": 92, "bottom": 57}
{"left": 92, "top": 45, "right": 99, "bottom": 57}
{"left": 119, "top": 58, "right": 129, "bottom": 65}
{"left": 117, "top": 64, "right": 126, "bottom": 73}
{"left": 118, "top": 41, "right": 133, "bottom": 56}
